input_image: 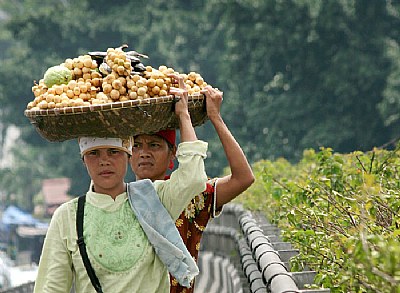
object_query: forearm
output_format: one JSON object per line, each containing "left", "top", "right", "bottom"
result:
{"left": 210, "top": 115, "right": 254, "bottom": 207}
{"left": 212, "top": 115, "right": 252, "bottom": 176}
{"left": 178, "top": 112, "right": 197, "bottom": 142}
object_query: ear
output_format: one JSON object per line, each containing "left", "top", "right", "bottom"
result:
{"left": 168, "top": 146, "right": 177, "bottom": 170}
{"left": 168, "top": 160, "right": 174, "bottom": 170}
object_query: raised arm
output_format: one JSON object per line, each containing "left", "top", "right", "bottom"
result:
{"left": 201, "top": 86, "right": 255, "bottom": 208}
{"left": 168, "top": 73, "right": 197, "bottom": 142}
{"left": 155, "top": 74, "right": 207, "bottom": 219}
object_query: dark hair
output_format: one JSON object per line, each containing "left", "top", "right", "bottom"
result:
{"left": 133, "top": 135, "right": 175, "bottom": 151}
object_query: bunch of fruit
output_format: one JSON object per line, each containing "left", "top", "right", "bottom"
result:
{"left": 26, "top": 45, "right": 210, "bottom": 110}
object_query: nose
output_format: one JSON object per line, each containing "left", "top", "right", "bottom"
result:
{"left": 138, "top": 144, "right": 151, "bottom": 158}
{"left": 99, "top": 151, "right": 111, "bottom": 165}
{"left": 139, "top": 151, "right": 150, "bottom": 158}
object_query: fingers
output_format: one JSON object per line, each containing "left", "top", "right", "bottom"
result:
{"left": 167, "top": 73, "right": 185, "bottom": 90}
{"left": 201, "top": 86, "right": 223, "bottom": 100}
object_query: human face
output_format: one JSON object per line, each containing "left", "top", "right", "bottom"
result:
{"left": 83, "top": 148, "right": 129, "bottom": 199}
{"left": 130, "top": 134, "right": 175, "bottom": 181}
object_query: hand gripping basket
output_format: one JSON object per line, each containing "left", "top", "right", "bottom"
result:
{"left": 24, "top": 95, "right": 208, "bottom": 142}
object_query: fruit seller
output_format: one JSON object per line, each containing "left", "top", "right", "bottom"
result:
{"left": 129, "top": 80, "right": 255, "bottom": 293}
{"left": 33, "top": 79, "right": 208, "bottom": 293}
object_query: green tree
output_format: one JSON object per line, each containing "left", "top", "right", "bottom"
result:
{"left": 0, "top": 0, "right": 399, "bottom": 208}
{"left": 217, "top": 0, "right": 399, "bottom": 163}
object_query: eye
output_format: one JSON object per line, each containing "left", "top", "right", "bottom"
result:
{"left": 86, "top": 150, "right": 98, "bottom": 156}
{"left": 109, "top": 148, "right": 121, "bottom": 155}
{"left": 150, "top": 142, "right": 161, "bottom": 148}
{"left": 133, "top": 142, "right": 142, "bottom": 149}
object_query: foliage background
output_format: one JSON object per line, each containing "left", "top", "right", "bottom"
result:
{"left": 237, "top": 144, "right": 400, "bottom": 292}
{"left": 0, "top": 0, "right": 399, "bottom": 210}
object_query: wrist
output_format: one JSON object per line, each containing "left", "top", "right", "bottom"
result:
{"left": 209, "top": 113, "right": 223, "bottom": 123}
{"left": 177, "top": 111, "right": 191, "bottom": 120}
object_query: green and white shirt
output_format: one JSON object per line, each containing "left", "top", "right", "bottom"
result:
{"left": 34, "top": 140, "right": 208, "bottom": 293}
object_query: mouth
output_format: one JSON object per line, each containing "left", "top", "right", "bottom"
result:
{"left": 99, "top": 170, "right": 114, "bottom": 176}
{"left": 138, "top": 162, "right": 153, "bottom": 167}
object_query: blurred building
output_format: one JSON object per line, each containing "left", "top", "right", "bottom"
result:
{"left": 41, "top": 178, "right": 71, "bottom": 217}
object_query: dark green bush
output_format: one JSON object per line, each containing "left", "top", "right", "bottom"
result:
{"left": 237, "top": 143, "right": 400, "bottom": 292}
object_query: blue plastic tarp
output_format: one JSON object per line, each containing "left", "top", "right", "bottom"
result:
{"left": 2, "top": 206, "right": 39, "bottom": 226}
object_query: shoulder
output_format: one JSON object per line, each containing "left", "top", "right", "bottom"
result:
{"left": 176, "top": 140, "right": 208, "bottom": 157}
{"left": 52, "top": 197, "right": 79, "bottom": 218}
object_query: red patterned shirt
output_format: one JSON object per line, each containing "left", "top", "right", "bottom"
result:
{"left": 169, "top": 178, "right": 220, "bottom": 293}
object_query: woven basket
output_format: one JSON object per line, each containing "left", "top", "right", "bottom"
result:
{"left": 24, "top": 95, "right": 208, "bottom": 142}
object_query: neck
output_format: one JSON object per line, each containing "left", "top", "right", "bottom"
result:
{"left": 92, "top": 182, "right": 126, "bottom": 200}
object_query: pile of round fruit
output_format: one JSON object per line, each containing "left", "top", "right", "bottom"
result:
{"left": 26, "top": 45, "right": 208, "bottom": 110}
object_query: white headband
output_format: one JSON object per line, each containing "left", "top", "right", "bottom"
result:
{"left": 78, "top": 137, "right": 133, "bottom": 156}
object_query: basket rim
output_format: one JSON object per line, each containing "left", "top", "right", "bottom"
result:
{"left": 24, "top": 94, "right": 205, "bottom": 117}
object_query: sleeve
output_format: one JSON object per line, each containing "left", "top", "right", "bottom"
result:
{"left": 154, "top": 140, "right": 208, "bottom": 220}
{"left": 33, "top": 206, "right": 73, "bottom": 293}
{"left": 211, "top": 178, "right": 223, "bottom": 218}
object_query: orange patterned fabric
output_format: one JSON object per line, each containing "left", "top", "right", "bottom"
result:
{"left": 169, "top": 180, "right": 218, "bottom": 293}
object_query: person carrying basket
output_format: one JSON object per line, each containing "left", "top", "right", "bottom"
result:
{"left": 129, "top": 76, "right": 255, "bottom": 292}
{"left": 34, "top": 73, "right": 208, "bottom": 293}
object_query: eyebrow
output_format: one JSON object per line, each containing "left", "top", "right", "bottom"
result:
{"left": 90, "top": 147, "right": 120, "bottom": 151}
{"left": 135, "top": 138, "right": 163, "bottom": 143}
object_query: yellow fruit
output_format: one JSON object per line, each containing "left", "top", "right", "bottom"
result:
{"left": 129, "top": 91, "right": 138, "bottom": 100}
{"left": 102, "top": 83, "right": 112, "bottom": 94}
{"left": 96, "top": 92, "right": 108, "bottom": 101}
{"left": 195, "top": 77, "right": 204, "bottom": 85}
{"left": 68, "top": 80, "right": 77, "bottom": 90}
{"left": 75, "top": 98, "right": 84, "bottom": 106}
{"left": 117, "top": 66, "right": 125, "bottom": 75}
{"left": 61, "top": 99, "right": 69, "bottom": 108}
{"left": 33, "top": 88, "right": 41, "bottom": 97}
{"left": 118, "top": 77, "right": 126, "bottom": 86}
{"left": 112, "top": 79, "right": 122, "bottom": 89}
{"left": 126, "top": 79, "right": 135, "bottom": 89}
{"left": 66, "top": 90, "right": 74, "bottom": 99}
{"left": 82, "top": 73, "right": 92, "bottom": 80}
{"left": 132, "top": 74, "right": 141, "bottom": 82}
{"left": 156, "top": 79, "right": 164, "bottom": 88}
{"left": 151, "top": 86, "right": 160, "bottom": 95}
{"left": 83, "top": 58, "right": 92, "bottom": 68}
{"left": 110, "top": 89, "right": 120, "bottom": 100}
{"left": 38, "top": 100, "right": 48, "bottom": 109}
{"left": 75, "top": 60, "right": 84, "bottom": 69}
{"left": 27, "top": 101, "right": 35, "bottom": 109}
{"left": 118, "top": 86, "right": 127, "bottom": 95}
{"left": 46, "top": 94, "right": 55, "bottom": 103}
{"left": 82, "top": 66, "right": 91, "bottom": 74}
{"left": 73, "top": 87, "right": 81, "bottom": 96}
{"left": 73, "top": 67, "right": 82, "bottom": 77}
{"left": 104, "top": 74, "right": 115, "bottom": 83}
{"left": 136, "top": 79, "right": 146, "bottom": 88}
{"left": 64, "top": 59, "right": 74, "bottom": 70}
{"left": 92, "top": 77, "right": 101, "bottom": 87}
{"left": 188, "top": 72, "right": 197, "bottom": 81}
{"left": 91, "top": 60, "right": 98, "bottom": 69}
{"left": 80, "top": 84, "right": 88, "bottom": 93}
{"left": 137, "top": 87, "right": 147, "bottom": 96}
{"left": 54, "top": 95, "right": 62, "bottom": 104}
